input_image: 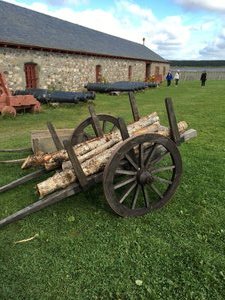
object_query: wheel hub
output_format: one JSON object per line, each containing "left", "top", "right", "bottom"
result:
{"left": 137, "top": 169, "right": 154, "bottom": 185}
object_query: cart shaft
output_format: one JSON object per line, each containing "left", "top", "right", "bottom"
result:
{"left": 0, "top": 172, "right": 103, "bottom": 228}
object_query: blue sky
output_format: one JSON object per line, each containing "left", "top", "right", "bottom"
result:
{"left": 4, "top": 0, "right": 225, "bottom": 60}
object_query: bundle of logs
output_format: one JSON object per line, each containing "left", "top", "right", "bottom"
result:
{"left": 21, "top": 112, "right": 188, "bottom": 198}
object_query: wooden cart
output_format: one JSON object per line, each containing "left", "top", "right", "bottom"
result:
{"left": 0, "top": 73, "right": 41, "bottom": 116}
{"left": 0, "top": 93, "right": 197, "bottom": 227}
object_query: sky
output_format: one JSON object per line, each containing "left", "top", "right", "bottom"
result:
{"left": 3, "top": 0, "right": 225, "bottom": 60}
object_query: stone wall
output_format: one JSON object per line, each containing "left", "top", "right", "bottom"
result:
{"left": 0, "top": 47, "right": 169, "bottom": 91}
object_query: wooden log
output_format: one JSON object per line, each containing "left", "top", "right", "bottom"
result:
{"left": 36, "top": 121, "right": 187, "bottom": 198}
{"left": 157, "top": 121, "right": 188, "bottom": 136}
{"left": 62, "top": 122, "right": 160, "bottom": 171}
{"left": 21, "top": 112, "right": 159, "bottom": 169}
{"left": 44, "top": 138, "right": 118, "bottom": 171}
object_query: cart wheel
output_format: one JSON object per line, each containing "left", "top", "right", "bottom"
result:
{"left": 103, "top": 133, "right": 182, "bottom": 217}
{"left": 1, "top": 106, "right": 16, "bottom": 117}
{"left": 71, "top": 114, "right": 119, "bottom": 145}
{"left": 30, "top": 102, "right": 41, "bottom": 113}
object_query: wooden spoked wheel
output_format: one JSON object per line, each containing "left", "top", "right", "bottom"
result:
{"left": 71, "top": 114, "right": 119, "bottom": 145}
{"left": 103, "top": 134, "right": 182, "bottom": 217}
{"left": 1, "top": 106, "right": 17, "bottom": 117}
{"left": 30, "top": 102, "right": 41, "bottom": 113}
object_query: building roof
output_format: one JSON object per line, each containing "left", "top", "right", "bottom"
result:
{"left": 0, "top": 1, "right": 166, "bottom": 62}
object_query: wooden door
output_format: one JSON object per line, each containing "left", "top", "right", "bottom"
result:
{"left": 96, "top": 65, "right": 102, "bottom": 82}
{"left": 128, "top": 66, "right": 132, "bottom": 81}
{"left": 24, "top": 63, "right": 38, "bottom": 88}
{"left": 145, "top": 63, "right": 151, "bottom": 80}
{"left": 155, "top": 66, "right": 160, "bottom": 75}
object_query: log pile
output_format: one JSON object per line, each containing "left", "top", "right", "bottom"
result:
{"left": 21, "top": 112, "right": 188, "bottom": 198}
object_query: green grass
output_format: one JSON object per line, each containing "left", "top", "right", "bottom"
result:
{"left": 0, "top": 80, "right": 225, "bottom": 299}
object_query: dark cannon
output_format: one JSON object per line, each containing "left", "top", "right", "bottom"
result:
{"left": 14, "top": 89, "right": 95, "bottom": 104}
{"left": 85, "top": 81, "right": 158, "bottom": 93}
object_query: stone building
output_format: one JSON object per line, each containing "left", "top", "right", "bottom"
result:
{"left": 0, "top": 1, "right": 169, "bottom": 91}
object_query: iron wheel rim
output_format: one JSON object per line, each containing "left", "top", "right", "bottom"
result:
{"left": 103, "top": 133, "right": 182, "bottom": 217}
{"left": 71, "top": 114, "right": 119, "bottom": 145}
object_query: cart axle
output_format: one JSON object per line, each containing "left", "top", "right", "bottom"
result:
{"left": 138, "top": 169, "right": 154, "bottom": 185}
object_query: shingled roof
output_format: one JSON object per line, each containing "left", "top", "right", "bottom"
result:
{"left": 0, "top": 1, "right": 166, "bottom": 62}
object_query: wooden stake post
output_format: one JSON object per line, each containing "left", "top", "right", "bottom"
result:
{"left": 88, "top": 104, "right": 104, "bottom": 138}
{"left": 165, "top": 98, "right": 181, "bottom": 145}
{"left": 46, "top": 122, "right": 64, "bottom": 151}
{"left": 128, "top": 92, "right": 140, "bottom": 122}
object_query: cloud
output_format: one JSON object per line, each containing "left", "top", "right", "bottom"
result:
{"left": 3, "top": 0, "right": 224, "bottom": 59}
{"left": 146, "top": 16, "right": 190, "bottom": 57}
{"left": 116, "top": 0, "right": 156, "bottom": 21}
{"left": 199, "top": 29, "right": 225, "bottom": 58}
{"left": 4, "top": 0, "right": 88, "bottom": 7}
{"left": 1, "top": 0, "right": 193, "bottom": 59}
{"left": 41, "top": 0, "right": 88, "bottom": 6}
{"left": 174, "top": 0, "right": 225, "bottom": 13}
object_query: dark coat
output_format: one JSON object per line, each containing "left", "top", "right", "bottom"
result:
{"left": 200, "top": 72, "right": 207, "bottom": 81}
{"left": 166, "top": 73, "right": 173, "bottom": 80}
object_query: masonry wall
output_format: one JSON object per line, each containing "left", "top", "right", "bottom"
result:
{"left": 0, "top": 47, "right": 169, "bottom": 91}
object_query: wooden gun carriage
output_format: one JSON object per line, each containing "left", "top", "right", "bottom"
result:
{"left": 0, "top": 72, "right": 41, "bottom": 116}
{"left": 0, "top": 93, "right": 197, "bottom": 227}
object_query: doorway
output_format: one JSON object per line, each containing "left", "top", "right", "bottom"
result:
{"left": 128, "top": 66, "right": 132, "bottom": 81}
{"left": 145, "top": 63, "right": 151, "bottom": 80}
{"left": 96, "top": 65, "right": 102, "bottom": 82}
{"left": 24, "top": 63, "right": 38, "bottom": 88}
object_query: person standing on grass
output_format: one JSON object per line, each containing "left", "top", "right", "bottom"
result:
{"left": 166, "top": 71, "right": 173, "bottom": 86}
{"left": 174, "top": 71, "right": 180, "bottom": 87}
{"left": 200, "top": 71, "right": 207, "bottom": 86}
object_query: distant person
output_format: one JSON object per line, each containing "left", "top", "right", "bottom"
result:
{"left": 174, "top": 71, "right": 180, "bottom": 86}
{"left": 200, "top": 71, "right": 207, "bottom": 86}
{"left": 166, "top": 71, "right": 173, "bottom": 86}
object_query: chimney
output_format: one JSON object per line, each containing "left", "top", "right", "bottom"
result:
{"left": 142, "top": 37, "right": 145, "bottom": 45}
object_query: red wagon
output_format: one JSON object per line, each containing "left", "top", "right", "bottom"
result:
{"left": 0, "top": 73, "right": 41, "bottom": 116}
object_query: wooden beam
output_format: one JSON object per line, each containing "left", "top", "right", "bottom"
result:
{"left": 165, "top": 98, "right": 181, "bottom": 145}
{"left": 0, "top": 168, "right": 47, "bottom": 194}
{"left": 118, "top": 117, "right": 130, "bottom": 141}
{"left": 46, "top": 122, "right": 64, "bottom": 151}
{"left": 63, "top": 140, "right": 88, "bottom": 189}
{"left": 88, "top": 104, "right": 104, "bottom": 137}
{"left": 128, "top": 92, "right": 140, "bottom": 121}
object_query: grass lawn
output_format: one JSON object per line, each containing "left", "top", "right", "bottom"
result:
{"left": 0, "top": 80, "right": 225, "bottom": 299}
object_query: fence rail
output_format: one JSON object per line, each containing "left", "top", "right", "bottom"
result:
{"left": 170, "top": 68, "right": 225, "bottom": 80}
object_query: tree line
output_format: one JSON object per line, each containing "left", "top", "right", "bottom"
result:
{"left": 169, "top": 60, "right": 225, "bottom": 67}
